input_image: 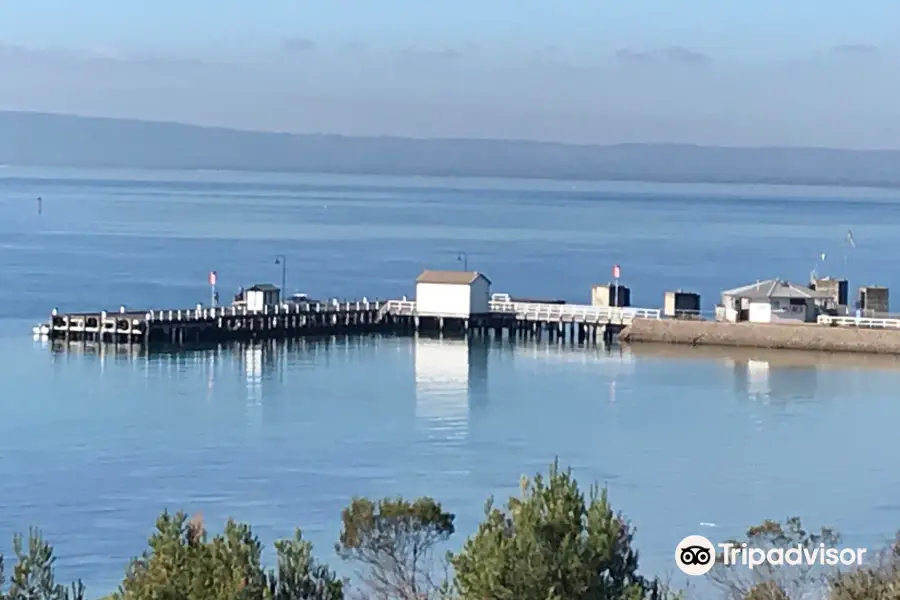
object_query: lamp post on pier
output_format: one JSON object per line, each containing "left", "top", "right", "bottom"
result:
{"left": 275, "top": 255, "right": 287, "bottom": 295}
{"left": 457, "top": 251, "right": 469, "bottom": 271}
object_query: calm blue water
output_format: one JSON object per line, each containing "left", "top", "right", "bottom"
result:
{"left": 3, "top": 167, "right": 900, "bottom": 596}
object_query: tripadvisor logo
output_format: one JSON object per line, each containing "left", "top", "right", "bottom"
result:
{"left": 676, "top": 535, "right": 716, "bottom": 576}
{"left": 675, "top": 535, "right": 868, "bottom": 576}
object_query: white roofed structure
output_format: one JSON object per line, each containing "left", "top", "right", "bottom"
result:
{"left": 719, "top": 279, "right": 833, "bottom": 324}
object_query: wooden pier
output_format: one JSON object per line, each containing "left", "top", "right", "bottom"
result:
{"left": 34, "top": 296, "right": 663, "bottom": 348}
{"left": 38, "top": 300, "right": 393, "bottom": 345}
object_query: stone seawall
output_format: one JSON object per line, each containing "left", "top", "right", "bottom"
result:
{"left": 619, "top": 319, "right": 900, "bottom": 355}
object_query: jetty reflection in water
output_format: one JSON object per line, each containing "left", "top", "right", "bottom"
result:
{"left": 626, "top": 342, "right": 900, "bottom": 403}
{"left": 45, "top": 336, "right": 900, "bottom": 413}
{"left": 45, "top": 335, "right": 393, "bottom": 390}
{"left": 43, "top": 336, "right": 760, "bottom": 419}
{"left": 410, "top": 337, "right": 636, "bottom": 436}
{"left": 412, "top": 335, "right": 480, "bottom": 444}
{"left": 510, "top": 342, "right": 635, "bottom": 403}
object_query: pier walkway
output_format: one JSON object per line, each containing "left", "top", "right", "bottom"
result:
{"left": 380, "top": 298, "right": 661, "bottom": 325}
{"left": 378, "top": 295, "right": 661, "bottom": 345}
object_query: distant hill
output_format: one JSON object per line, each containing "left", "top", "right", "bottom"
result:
{"left": 3, "top": 110, "right": 900, "bottom": 187}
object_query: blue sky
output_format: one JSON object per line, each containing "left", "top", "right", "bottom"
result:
{"left": 1, "top": 1, "right": 898, "bottom": 147}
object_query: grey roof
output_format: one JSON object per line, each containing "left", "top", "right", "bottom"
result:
{"left": 416, "top": 270, "right": 492, "bottom": 285}
{"left": 722, "top": 279, "right": 832, "bottom": 301}
{"left": 247, "top": 283, "right": 280, "bottom": 292}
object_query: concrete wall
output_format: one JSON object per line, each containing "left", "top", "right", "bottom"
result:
{"left": 619, "top": 319, "right": 900, "bottom": 354}
{"left": 469, "top": 276, "right": 491, "bottom": 313}
{"left": 416, "top": 282, "right": 471, "bottom": 317}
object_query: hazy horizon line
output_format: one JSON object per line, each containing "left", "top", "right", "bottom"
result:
{"left": 7, "top": 109, "right": 900, "bottom": 154}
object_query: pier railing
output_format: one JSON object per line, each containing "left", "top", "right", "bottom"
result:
{"left": 817, "top": 314, "right": 900, "bottom": 330}
{"left": 380, "top": 299, "right": 661, "bottom": 324}
{"left": 379, "top": 300, "right": 416, "bottom": 318}
{"left": 490, "top": 301, "right": 660, "bottom": 324}
{"left": 145, "top": 300, "right": 384, "bottom": 322}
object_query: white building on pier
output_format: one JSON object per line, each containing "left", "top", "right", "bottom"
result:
{"left": 244, "top": 284, "right": 281, "bottom": 312}
{"left": 414, "top": 270, "right": 492, "bottom": 318}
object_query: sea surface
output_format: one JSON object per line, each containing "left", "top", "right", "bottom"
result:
{"left": 2, "top": 166, "right": 900, "bottom": 596}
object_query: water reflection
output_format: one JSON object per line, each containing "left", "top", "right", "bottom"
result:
{"left": 626, "top": 342, "right": 900, "bottom": 370}
{"left": 512, "top": 342, "right": 635, "bottom": 367}
{"left": 46, "top": 335, "right": 384, "bottom": 397}
{"left": 626, "top": 343, "right": 900, "bottom": 404}
{"left": 46, "top": 338, "right": 144, "bottom": 363}
{"left": 49, "top": 335, "right": 900, "bottom": 419}
{"left": 717, "top": 355, "right": 820, "bottom": 403}
{"left": 632, "top": 343, "right": 823, "bottom": 403}
{"left": 412, "top": 335, "right": 488, "bottom": 444}
{"left": 467, "top": 338, "right": 489, "bottom": 409}
{"left": 242, "top": 343, "right": 284, "bottom": 407}
{"left": 511, "top": 342, "right": 635, "bottom": 404}
{"left": 45, "top": 336, "right": 642, "bottom": 415}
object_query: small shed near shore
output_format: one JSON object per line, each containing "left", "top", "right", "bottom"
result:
{"left": 415, "top": 270, "right": 492, "bottom": 318}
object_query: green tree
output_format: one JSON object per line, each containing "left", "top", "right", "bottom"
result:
{"left": 114, "top": 511, "right": 342, "bottom": 600}
{"left": 0, "top": 528, "right": 85, "bottom": 600}
{"left": 337, "top": 497, "right": 455, "bottom": 600}
{"left": 708, "top": 517, "right": 840, "bottom": 600}
{"left": 450, "top": 459, "right": 663, "bottom": 600}
{"left": 268, "top": 533, "right": 345, "bottom": 600}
